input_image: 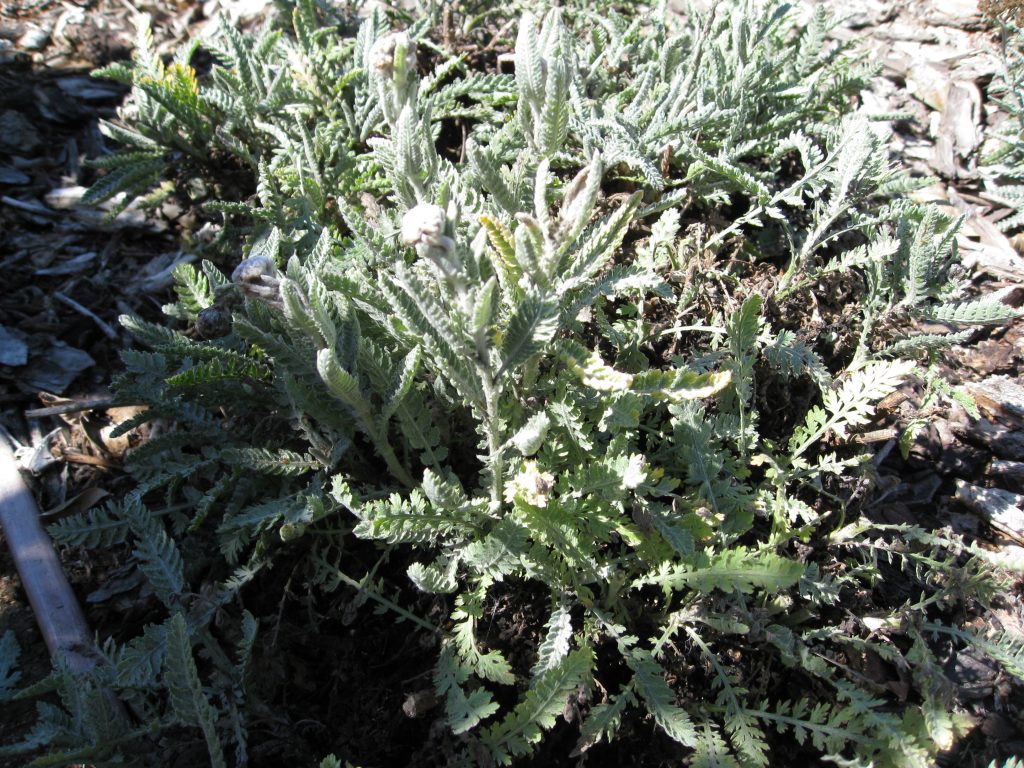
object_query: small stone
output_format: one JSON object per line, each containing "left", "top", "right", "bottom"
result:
{"left": 944, "top": 646, "right": 998, "bottom": 700}
{"left": 955, "top": 419, "right": 1024, "bottom": 461}
{"left": 969, "top": 374, "right": 1024, "bottom": 426}
{"left": 55, "top": 77, "right": 122, "bottom": 101}
{"left": 44, "top": 185, "right": 88, "bottom": 210}
{"left": 402, "top": 689, "right": 437, "bottom": 718}
{"left": 20, "top": 340, "right": 94, "bottom": 394}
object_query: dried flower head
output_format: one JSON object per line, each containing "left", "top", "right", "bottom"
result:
{"left": 195, "top": 305, "right": 232, "bottom": 339}
{"left": 368, "top": 32, "right": 417, "bottom": 78}
{"left": 401, "top": 203, "right": 449, "bottom": 249}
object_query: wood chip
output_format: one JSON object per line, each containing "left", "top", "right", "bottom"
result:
{"left": 968, "top": 375, "right": 1024, "bottom": 426}
{"left": 955, "top": 480, "right": 1024, "bottom": 542}
{"left": 953, "top": 418, "right": 1024, "bottom": 461}
{"left": 990, "top": 458, "right": 1024, "bottom": 475}
{"left": 932, "top": 80, "right": 982, "bottom": 178}
{"left": 990, "top": 459, "right": 1024, "bottom": 483}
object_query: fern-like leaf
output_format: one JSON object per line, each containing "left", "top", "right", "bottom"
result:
{"left": 631, "top": 651, "right": 698, "bottom": 747}
{"left": 636, "top": 549, "right": 804, "bottom": 595}
{"left": 498, "top": 293, "right": 559, "bottom": 377}
{"left": 49, "top": 502, "right": 130, "bottom": 548}
{"left": 165, "top": 614, "right": 228, "bottom": 768}
{"left": 0, "top": 631, "right": 21, "bottom": 701}
{"left": 435, "top": 642, "right": 499, "bottom": 735}
{"left": 126, "top": 497, "right": 186, "bottom": 607}
{"left": 480, "top": 646, "right": 593, "bottom": 764}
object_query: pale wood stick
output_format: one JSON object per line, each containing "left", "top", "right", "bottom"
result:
{"left": 0, "top": 436, "right": 96, "bottom": 674}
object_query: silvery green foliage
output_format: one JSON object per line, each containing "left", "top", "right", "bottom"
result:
{"left": 0, "top": 632, "right": 20, "bottom": 702}
{"left": 8, "top": 2, "right": 1020, "bottom": 766}
{"left": 983, "top": 20, "right": 1024, "bottom": 231}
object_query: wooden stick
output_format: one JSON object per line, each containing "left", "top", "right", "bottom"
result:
{"left": 24, "top": 396, "right": 117, "bottom": 419}
{"left": 54, "top": 292, "right": 119, "bottom": 340}
{"left": 0, "top": 436, "right": 96, "bottom": 674}
{"left": 59, "top": 451, "right": 120, "bottom": 470}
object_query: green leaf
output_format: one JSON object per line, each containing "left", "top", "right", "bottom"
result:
{"left": 473, "top": 278, "right": 499, "bottom": 340}
{"left": 49, "top": 502, "right": 130, "bottom": 549}
{"left": 512, "top": 412, "right": 551, "bottom": 457}
{"left": 498, "top": 293, "right": 559, "bottom": 377}
{"left": 925, "top": 288, "right": 1021, "bottom": 325}
{"left": 631, "top": 652, "right": 697, "bottom": 747}
{"left": 572, "top": 693, "right": 630, "bottom": 755}
{"left": 531, "top": 599, "right": 573, "bottom": 678}
{"left": 172, "top": 263, "right": 214, "bottom": 316}
{"left": 515, "top": 12, "right": 545, "bottom": 105}
{"left": 408, "top": 557, "right": 460, "bottom": 594}
{"left": 538, "top": 59, "right": 570, "bottom": 155}
{"left": 821, "top": 359, "right": 916, "bottom": 434}
{"left": 219, "top": 447, "right": 321, "bottom": 476}
{"left": 435, "top": 642, "right": 499, "bottom": 735}
{"left": 381, "top": 345, "right": 423, "bottom": 424}
{"left": 728, "top": 295, "right": 763, "bottom": 358}
{"left": 126, "top": 498, "right": 185, "bottom": 608}
{"left": 559, "top": 192, "right": 641, "bottom": 292}
{"left": 281, "top": 279, "right": 324, "bottom": 346}
{"left": 564, "top": 341, "right": 731, "bottom": 401}
{"left": 117, "top": 623, "right": 168, "bottom": 688}
{"left": 0, "top": 631, "right": 21, "bottom": 701}
{"left": 81, "top": 157, "right": 164, "bottom": 205}
{"left": 317, "top": 348, "right": 370, "bottom": 416}
{"left": 165, "top": 614, "right": 227, "bottom": 768}
{"left": 381, "top": 267, "right": 484, "bottom": 404}
{"left": 421, "top": 468, "right": 469, "bottom": 509}
{"left": 480, "top": 215, "right": 519, "bottom": 287}
{"left": 631, "top": 368, "right": 734, "bottom": 403}
{"left": 480, "top": 646, "right": 593, "bottom": 763}
{"left": 557, "top": 155, "right": 603, "bottom": 247}
{"left": 637, "top": 549, "right": 804, "bottom": 595}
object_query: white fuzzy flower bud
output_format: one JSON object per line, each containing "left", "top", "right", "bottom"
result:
{"left": 368, "top": 32, "right": 417, "bottom": 78}
{"left": 401, "top": 203, "right": 448, "bottom": 249}
{"left": 231, "top": 255, "right": 282, "bottom": 308}
{"left": 231, "top": 255, "right": 276, "bottom": 284}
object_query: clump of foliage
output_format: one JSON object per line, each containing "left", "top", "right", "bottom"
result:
{"left": 3, "top": 1, "right": 1023, "bottom": 766}
{"left": 983, "top": 11, "right": 1024, "bottom": 233}
{"left": 982, "top": 0, "right": 1024, "bottom": 26}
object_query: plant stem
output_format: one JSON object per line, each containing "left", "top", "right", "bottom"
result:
{"left": 371, "top": 427, "right": 416, "bottom": 488}
{"left": 331, "top": 568, "right": 440, "bottom": 634}
{"left": 481, "top": 374, "right": 504, "bottom": 509}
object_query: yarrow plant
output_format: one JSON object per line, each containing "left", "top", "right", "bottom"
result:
{"left": 982, "top": 6, "right": 1024, "bottom": 232}
{"left": 2, "top": 1, "right": 1022, "bottom": 766}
